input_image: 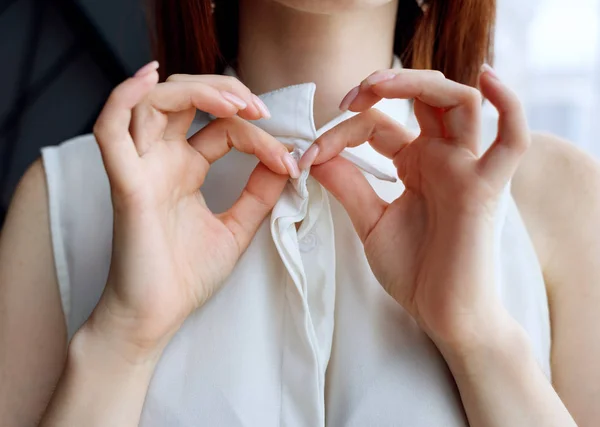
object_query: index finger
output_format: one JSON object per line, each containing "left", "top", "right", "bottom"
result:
{"left": 346, "top": 69, "right": 482, "bottom": 140}
{"left": 148, "top": 81, "right": 259, "bottom": 120}
{"left": 187, "top": 117, "right": 300, "bottom": 181}
{"left": 299, "top": 109, "right": 416, "bottom": 170}
{"left": 166, "top": 74, "right": 269, "bottom": 121}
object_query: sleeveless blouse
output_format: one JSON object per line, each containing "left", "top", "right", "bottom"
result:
{"left": 41, "top": 64, "right": 551, "bottom": 426}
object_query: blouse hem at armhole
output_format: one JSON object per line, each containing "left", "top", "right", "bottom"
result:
{"left": 41, "top": 146, "right": 72, "bottom": 333}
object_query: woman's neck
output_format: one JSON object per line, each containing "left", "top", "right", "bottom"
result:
{"left": 237, "top": 0, "right": 398, "bottom": 129}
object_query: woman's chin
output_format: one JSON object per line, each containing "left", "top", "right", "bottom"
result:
{"left": 269, "top": 0, "right": 395, "bottom": 15}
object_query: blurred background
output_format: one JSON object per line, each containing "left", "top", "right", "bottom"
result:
{"left": 0, "top": 0, "right": 599, "bottom": 225}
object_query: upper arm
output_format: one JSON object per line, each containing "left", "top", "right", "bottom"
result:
{"left": 512, "top": 133, "right": 600, "bottom": 426}
{"left": 0, "top": 159, "right": 67, "bottom": 426}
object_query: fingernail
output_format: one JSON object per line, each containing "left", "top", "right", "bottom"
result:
{"left": 221, "top": 91, "right": 248, "bottom": 109}
{"left": 366, "top": 71, "right": 397, "bottom": 86}
{"left": 134, "top": 61, "right": 159, "bottom": 78}
{"left": 252, "top": 94, "right": 271, "bottom": 119}
{"left": 282, "top": 153, "right": 300, "bottom": 179}
{"left": 339, "top": 86, "right": 360, "bottom": 111}
{"left": 481, "top": 63, "right": 499, "bottom": 80}
{"left": 299, "top": 144, "right": 320, "bottom": 170}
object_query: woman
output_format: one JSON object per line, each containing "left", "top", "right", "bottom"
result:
{"left": 1, "top": 0, "right": 598, "bottom": 425}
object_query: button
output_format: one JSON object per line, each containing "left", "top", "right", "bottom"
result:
{"left": 299, "top": 232, "right": 319, "bottom": 253}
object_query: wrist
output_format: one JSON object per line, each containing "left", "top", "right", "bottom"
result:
{"left": 82, "top": 298, "right": 170, "bottom": 366}
{"left": 42, "top": 317, "right": 159, "bottom": 427}
{"left": 429, "top": 307, "right": 576, "bottom": 427}
{"left": 72, "top": 320, "right": 164, "bottom": 370}
{"left": 436, "top": 305, "right": 532, "bottom": 377}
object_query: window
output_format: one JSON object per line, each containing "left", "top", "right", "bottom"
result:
{"left": 495, "top": 0, "right": 600, "bottom": 156}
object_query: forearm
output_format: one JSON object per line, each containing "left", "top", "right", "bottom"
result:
{"left": 440, "top": 309, "right": 576, "bottom": 427}
{"left": 39, "top": 324, "right": 160, "bottom": 427}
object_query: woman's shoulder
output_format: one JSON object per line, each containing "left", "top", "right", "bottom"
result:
{"left": 512, "top": 132, "right": 600, "bottom": 285}
{"left": 514, "top": 136, "right": 600, "bottom": 414}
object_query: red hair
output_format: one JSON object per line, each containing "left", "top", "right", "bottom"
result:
{"left": 151, "top": 0, "right": 496, "bottom": 88}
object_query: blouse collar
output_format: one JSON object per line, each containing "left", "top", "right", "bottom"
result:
{"left": 220, "top": 57, "right": 411, "bottom": 182}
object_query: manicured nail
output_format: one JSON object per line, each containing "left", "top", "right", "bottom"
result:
{"left": 134, "top": 61, "right": 159, "bottom": 78}
{"left": 221, "top": 91, "right": 248, "bottom": 109}
{"left": 299, "top": 144, "right": 320, "bottom": 170}
{"left": 252, "top": 94, "right": 271, "bottom": 119}
{"left": 366, "top": 71, "right": 397, "bottom": 86}
{"left": 339, "top": 86, "right": 360, "bottom": 111}
{"left": 481, "top": 63, "right": 499, "bottom": 80}
{"left": 282, "top": 153, "right": 300, "bottom": 179}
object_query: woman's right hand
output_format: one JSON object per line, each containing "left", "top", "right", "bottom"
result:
{"left": 84, "top": 62, "right": 297, "bottom": 361}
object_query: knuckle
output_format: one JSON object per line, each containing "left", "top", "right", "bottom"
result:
{"left": 92, "top": 114, "right": 109, "bottom": 138}
{"left": 462, "top": 88, "right": 483, "bottom": 116}
{"left": 219, "top": 75, "right": 244, "bottom": 88}
{"left": 506, "top": 89, "right": 524, "bottom": 112}
{"left": 367, "top": 69, "right": 385, "bottom": 78}
{"left": 108, "top": 84, "right": 124, "bottom": 103}
{"left": 244, "top": 188, "right": 270, "bottom": 211}
{"left": 269, "top": 146, "right": 282, "bottom": 160}
{"left": 223, "top": 76, "right": 252, "bottom": 95}
{"left": 92, "top": 119, "right": 113, "bottom": 147}
{"left": 107, "top": 80, "right": 135, "bottom": 107}
{"left": 92, "top": 122, "right": 102, "bottom": 139}
{"left": 222, "top": 75, "right": 242, "bottom": 85}
{"left": 166, "top": 73, "right": 185, "bottom": 82}
{"left": 92, "top": 120, "right": 102, "bottom": 136}
{"left": 467, "top": 87, "right": 483, "bottom": 104}
{"left": 364, "top": 108, "right": 383, "bottom": 121}
{"left": 362, "top": 109, "right": 389, "bottom": 136}
{"left": 514, "top": 133, "right": 532, "bottom": 155}
{"left": 430, "top": 70, "right": 446, "bottom": 80}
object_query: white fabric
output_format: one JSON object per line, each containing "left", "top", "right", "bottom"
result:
{"left": 41, "top": 61, "right": 551, "bottom": 426}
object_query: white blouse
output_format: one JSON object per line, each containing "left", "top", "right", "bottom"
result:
{"left": 41, "top": 62, "right": 551, "bottom": 426}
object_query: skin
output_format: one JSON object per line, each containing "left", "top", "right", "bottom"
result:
{"left": 0, "top": 0, "right": 599, "bottom": 425}
{"left": 306, "top": 68, "right": 577, "bottom": 426}
{"left": 512, "top": 132, "right": 600, "bottom": 424}
{"left": 237, "top": 0, "right": 398, "bottom": 128}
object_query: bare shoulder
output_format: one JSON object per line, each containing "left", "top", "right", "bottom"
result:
{"left": 512, "top": 132, "right": 600, "bottom": 277}
{"left": 1, "top": 158, "right": 53, "bottom": 269}
{"left": 6, "top": 158, "right": 48, "bottom": 220}
{"left": 512, "top": 132, "right": 600, "bottom": 424}
{"left": 0, "top": 158, "right": 67, "bottom": 425}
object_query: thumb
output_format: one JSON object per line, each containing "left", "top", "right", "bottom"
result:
{"left": 94, "top": 62, "right": 160, "bottom": 193}
{"left": 311, "top": 157, "right": 387, "bottom": 242}
{"left": 218, "top": 162, "right": 288, "bottom": 253}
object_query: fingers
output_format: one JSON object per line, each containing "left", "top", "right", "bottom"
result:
{"left": 341, "top": 69, "right": 482, "bottom": 149}
{"left": 166, "top": 74, "right": 270, "bottom": 121}
{"left": 218, "top": 162, "right": 288, "bottom": 253}
{"left": 129, "top": 102, "right": 168, "bottom": 154}
{"left": 477, "top": 65, "right": 531, "bottom": 189}
{"left": 188, "top": 117, "right": 300, "bottom": 181}
{"left": 148, "top": 80, "right": 270, "bottom": 139}
{"left": 311, "top": 157, "right": 387, "bottom": 242}
{"left": 413, "top": 99, "right": 445, "bottom": 139}
{"left": 298, "top": 109, "right": 416, "bottom": 170}
{"left": 147, "top": 81, "right": 241, "bottom": 133}
{"left": 93, "top": 62, "right": 159, "bottom": 190}
{"left": 161, "top": 109, "right": 197, "bottom": 141}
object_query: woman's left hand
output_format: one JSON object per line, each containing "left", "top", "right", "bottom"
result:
{"left": 303, "top": 66, "right": 529, "bottom": 354}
